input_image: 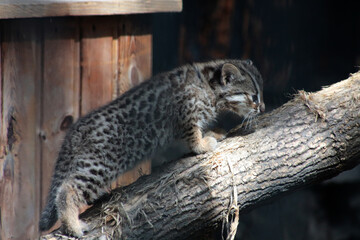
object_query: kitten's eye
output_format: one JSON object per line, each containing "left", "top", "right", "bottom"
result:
{"left": 245, "top": 59, "right": 253, "bottom": 65}
{"left": 225, "top": 75, "right": 234, "bottom": 83}
{"left": 252, "top": 95, "right": 258, "bottom": 104}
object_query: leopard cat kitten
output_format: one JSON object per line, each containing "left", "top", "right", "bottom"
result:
{"left": 39, "top": 59, "right": 265, "bottom": 236}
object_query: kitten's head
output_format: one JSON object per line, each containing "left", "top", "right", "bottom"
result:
{"left": 209, "top": 59, "right": 265, "bottom": 117}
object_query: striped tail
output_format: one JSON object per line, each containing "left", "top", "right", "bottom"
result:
{"left": 39, "top": 187, "right": 59, "bottom": 231}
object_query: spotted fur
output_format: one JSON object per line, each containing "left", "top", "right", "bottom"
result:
{"left": 39, "top": 59, "right": 264, "bottom": 236}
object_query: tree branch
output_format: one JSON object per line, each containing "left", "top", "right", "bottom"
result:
{"left": 41, "top": 72, "right": 360, "bottom": 240}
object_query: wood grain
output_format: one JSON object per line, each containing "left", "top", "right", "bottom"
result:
{"left": 80, "top": 17, "right": 116, "bottom": 114}
{"left": 0, "top": 0, "right": 182, "bottom": 19}
{"left": 118, "top": 15, "right": 152, "bottom": 94}
{"left": 41, "top": 18, "right": 80, "bottom": 220}
{"left": 0, "top": 19, "right": 42, "bottom": 240}
{"left": 0, "top": 15, "right": 155, "bottom": 238}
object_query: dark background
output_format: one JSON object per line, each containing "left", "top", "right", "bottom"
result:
{"left": 152, "top": 0, "right": 360, "bottom": 239}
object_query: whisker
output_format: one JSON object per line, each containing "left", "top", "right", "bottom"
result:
{"left": 240, "top": 116, "right": 246, "bottom": 126}
{"left": 246, "top": 113, "right": 257, "bottom": 130}
{"left": 240, "top": 112, "right": 250, "bottom": 127}
{"left": 252, "top": 115, "right": 258, "bottom": 128}
{"left": 245, "top": 115, "right": 252, "bottom": 129}
{"left": 250, "top": 115, "right": 255, "bottom": 128}
{"left": 248, "top": 116, "right": 253, "bottom": 129}
{"left": 249, "top": 116, "right": 254, "bottom": 129}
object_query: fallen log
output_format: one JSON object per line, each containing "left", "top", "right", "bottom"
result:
{"left": 41, "top": 72, "right": 360, "bottom": 240}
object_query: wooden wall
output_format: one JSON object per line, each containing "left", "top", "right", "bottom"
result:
{"left": 0, "top": 15, "right": 152, "bottom": 240}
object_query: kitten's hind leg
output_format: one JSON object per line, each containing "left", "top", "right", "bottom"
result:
{"left": 56, "top": 180, "right": 89, "bottom": 237}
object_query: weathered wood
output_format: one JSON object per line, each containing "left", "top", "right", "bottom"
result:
{"left": 41, "top": 18, "right": 81, "bottom": 232}
{"left": 0, "top": 0, "right": 182, "bottom": 19}
{"left": 117, "top": 16, "right": 152, "bottom": 94}
{"left": 0, "top": 19, "right": 42, "bottom": 240}
{"left": 0, "top": 15, "right": 155, "bottom": 239}
{"left": 115, "top": 15, "right": 152, "bottom": 187}
{"left": 80, "top": 17, "right": 116, "bottom": 114}
{"left": 41, "top": 72, "right": 360, "bottom": 240}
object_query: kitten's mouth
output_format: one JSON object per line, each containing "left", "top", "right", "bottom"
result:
{"left": 252, "top": 102, "right": 265, "bottom": 114}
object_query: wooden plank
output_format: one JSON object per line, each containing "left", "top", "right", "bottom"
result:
{"left": 80, "top": 17, "right": 117, "bottom": 114}
{"left": 0, "top": 19, "right": 41, "bottom": 240}
{"left": 0, "top": 0, "right": 182, "bottom": 19}
{"left": 41, "top": 18, "right": 80, "bottom": 221}
{"left": 115, "top": 15, "right": 152, "bottom": 187}
{"left": 118, "top": 15, "right": 152, "bottom": 94}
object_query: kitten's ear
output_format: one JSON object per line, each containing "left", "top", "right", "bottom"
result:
{"left": 244, "top": 59, "right": 253, "bottom": 65}
{"left": 221, "top": 63, "right": 245, "bottom": 85}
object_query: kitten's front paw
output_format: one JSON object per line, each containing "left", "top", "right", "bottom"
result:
{"left": 204, "top": 128, "right": 227, "bottom": 141}
{"left": 204, "top": 136, "right": 218, "bottom": 151}
{"left": 193, "top": 136, "right": 218, "bottom": 154}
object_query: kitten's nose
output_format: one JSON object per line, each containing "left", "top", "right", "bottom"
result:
{"left": 260, "top": 103, "right": 265, "bottom": 113}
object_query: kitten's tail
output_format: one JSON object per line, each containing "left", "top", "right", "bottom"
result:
{"left": 39, "top": 185, "right": 59, "bottom": 231}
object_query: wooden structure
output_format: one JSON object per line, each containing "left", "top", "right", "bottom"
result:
{"left": 0, "top": 1, "right": 182, "bottom": 239}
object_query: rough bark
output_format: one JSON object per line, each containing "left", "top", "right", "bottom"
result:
{"left": 41, "top": 73, "right": 360, "bottom": 240}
